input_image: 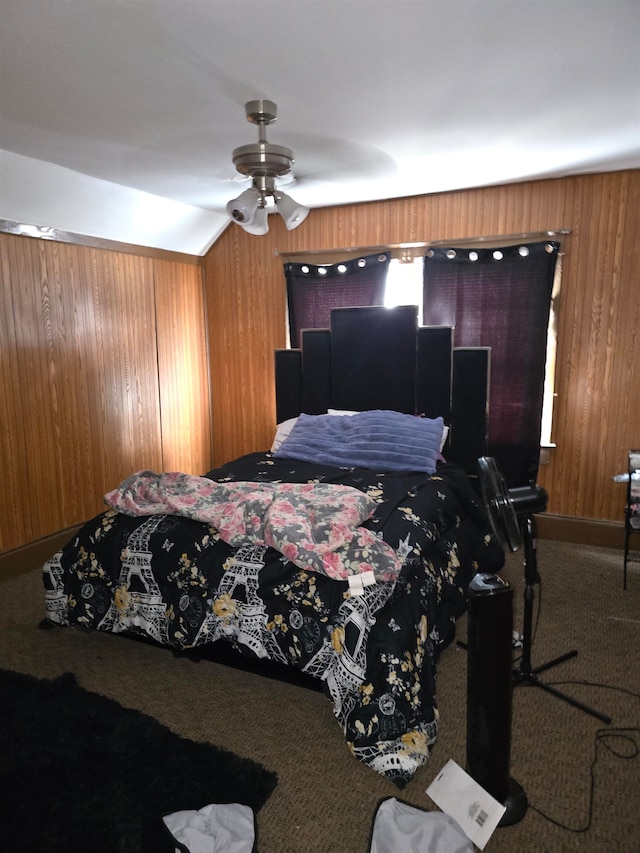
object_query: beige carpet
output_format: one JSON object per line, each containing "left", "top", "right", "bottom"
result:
{"left": 1, "top": 540, "right": 638, "bottom": 852}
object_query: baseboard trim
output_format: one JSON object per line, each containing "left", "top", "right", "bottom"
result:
{"left": 0, "top": 526, "right": 80, "bottom": 582}
{"left": 536, "top": 513, "right": 625, "bottom": 550}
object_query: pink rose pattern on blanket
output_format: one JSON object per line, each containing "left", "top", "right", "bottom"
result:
{"left": 104, "top": 472, "right": 401, "bottom": 583}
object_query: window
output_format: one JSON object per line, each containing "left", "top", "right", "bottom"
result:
{"left": 422, "top": 241, "right": 560, "bottom": 487}
{"left": 384, "top": 257, "right": 423, "bottom": 321}
{"left": 284, "top": 252, "right": 390, "bottom": 348}
{"left": 285, "top": 232, "right": 561, "bottom": 472}
{"left": 384, "top": 253, "right": 559, "bottom": 452}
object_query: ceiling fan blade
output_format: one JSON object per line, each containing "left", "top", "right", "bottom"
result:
{"left": 288, "top": 134, "right": 398, "bottom": 186}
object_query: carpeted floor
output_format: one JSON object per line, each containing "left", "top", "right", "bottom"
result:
{"left": 1, "top": 539, "right": 638, "bottom": 852}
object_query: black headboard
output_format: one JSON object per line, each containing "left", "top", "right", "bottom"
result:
{"left": 275, "top": 305, "right": 490, "bottom": 476}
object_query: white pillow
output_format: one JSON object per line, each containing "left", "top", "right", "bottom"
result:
{"left": 270, "top": 417, "right": 299, "bottom": 452}
{"left": 439, "top": 424, "right": 449, "bottom": 452}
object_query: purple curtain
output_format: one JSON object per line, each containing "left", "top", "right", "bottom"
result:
{"left": 285, "top": 252, "right": 390, "bottom": 348}
{"left": 423, "top": 241, "right": 559, "bottom": 487}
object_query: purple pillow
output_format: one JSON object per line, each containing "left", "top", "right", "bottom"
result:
{"left": 274, "top": 410, "right": 444, "bottom": 474}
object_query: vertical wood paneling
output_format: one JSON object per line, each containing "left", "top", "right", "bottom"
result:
{"left": 540, "top": 172, "right": 640, "bottom": 523}
{"left": 205, "top": 227, "right": 285, "bottom": 463}
{"left": 154, "top": 260, "right": 211, "bottom": 474}
{"left": 0, "top": 237, "right": 33, "bottom": 548}
{"left": 204, "top": 170, "right": 640, "bottom": 525}
{"left": 1, "top": 234, "right": 211, "bottom": 556}
{"left": 0, "top": 237, "right": 163, "bottom": 547}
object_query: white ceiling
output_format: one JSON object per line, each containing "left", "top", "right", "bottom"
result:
{"left": 1, "top": 0, "right": 639, "bottom": 254}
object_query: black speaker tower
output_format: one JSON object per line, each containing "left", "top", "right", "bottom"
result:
{"left": 466, "top": 572, "right": 527, "bottom": 826}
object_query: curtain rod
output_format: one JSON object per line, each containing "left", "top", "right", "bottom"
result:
{"left": 274, "top": 230, "right": 571, "bottom": 259}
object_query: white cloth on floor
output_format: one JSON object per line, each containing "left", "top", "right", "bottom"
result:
{"left": 369, "top": 797, "right": 473, "bottom": 853}
{"left": 162, "top": 802, "right": 255, "bottom": 853}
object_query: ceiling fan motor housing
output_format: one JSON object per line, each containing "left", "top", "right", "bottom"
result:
{"left": 232, "top": 99, "right": 295, "bottom": 179}
{"left": 231, "top": 142, "right": 294, "bottom": 178}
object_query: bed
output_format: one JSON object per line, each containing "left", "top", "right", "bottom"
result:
{"left": 43, "top": 305, "right": 504, "bottom": 787}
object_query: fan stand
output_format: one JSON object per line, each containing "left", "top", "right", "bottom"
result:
{"left": 512, "top": 510, "right": 611, "bottom": 724}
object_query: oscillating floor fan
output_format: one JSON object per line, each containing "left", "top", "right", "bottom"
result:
{"left": 465, "top": 458, "right": 610, "bottom": 828}
{"left": 477, "top": 457, "right": 522, "bottom": 552}
{"left": 477, "top": 456, "right": 611, "bottom": 721}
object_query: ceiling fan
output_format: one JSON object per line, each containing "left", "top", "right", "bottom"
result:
{"left": 226, "top": 99, "right": 310, "bottom": 235}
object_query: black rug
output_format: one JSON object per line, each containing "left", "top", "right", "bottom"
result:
{"left": 0, "top": 669, "right": 277, "bottom": 852}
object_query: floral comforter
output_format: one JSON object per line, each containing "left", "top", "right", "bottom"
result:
{"left": 43, "top": 452, "right": 504, "bottom": 786}
{"left": 105, "top": 473, "right": 401, "bottom": 585}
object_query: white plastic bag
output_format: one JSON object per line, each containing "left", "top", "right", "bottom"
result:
{"left": 369, "top": 797, "right": 473, "bottom": 853}
{"left": 162, "top": 802, "right": 255, "bottom": 853}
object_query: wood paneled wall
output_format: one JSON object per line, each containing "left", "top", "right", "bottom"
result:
{"left": 2, "top": 170, "right": 637, "bottom": 557}
{"left": 204, "top": 170, "right": 640, "bottom": 525}
{"left": 154, "top": 259, "right": 212, "bottom": 472}
{"left": 0, "top": 234, "right": 211, "bottom": 555}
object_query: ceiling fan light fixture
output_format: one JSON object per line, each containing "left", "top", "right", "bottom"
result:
{"left": 275, "top": 192, "right": 310, "bottom": 230}
{"left": 227, "top": 100, "right": 310, "bottom": 234}
{"left": 240, "top": 205, "right": 269, "bottom": 235}
{"left": 226, "top": 187, "right": 261, "bottom": 225}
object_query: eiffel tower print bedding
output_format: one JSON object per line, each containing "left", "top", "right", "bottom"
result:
{"left": 43, "top": 451, "right": 503, "bottom": 786}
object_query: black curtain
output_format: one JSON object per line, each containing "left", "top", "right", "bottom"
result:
{"left": 285, "top": 252, "right": 390, "bottom": 348}
{"left": 423, "top": 241, "right": 559, "bottom": 487}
